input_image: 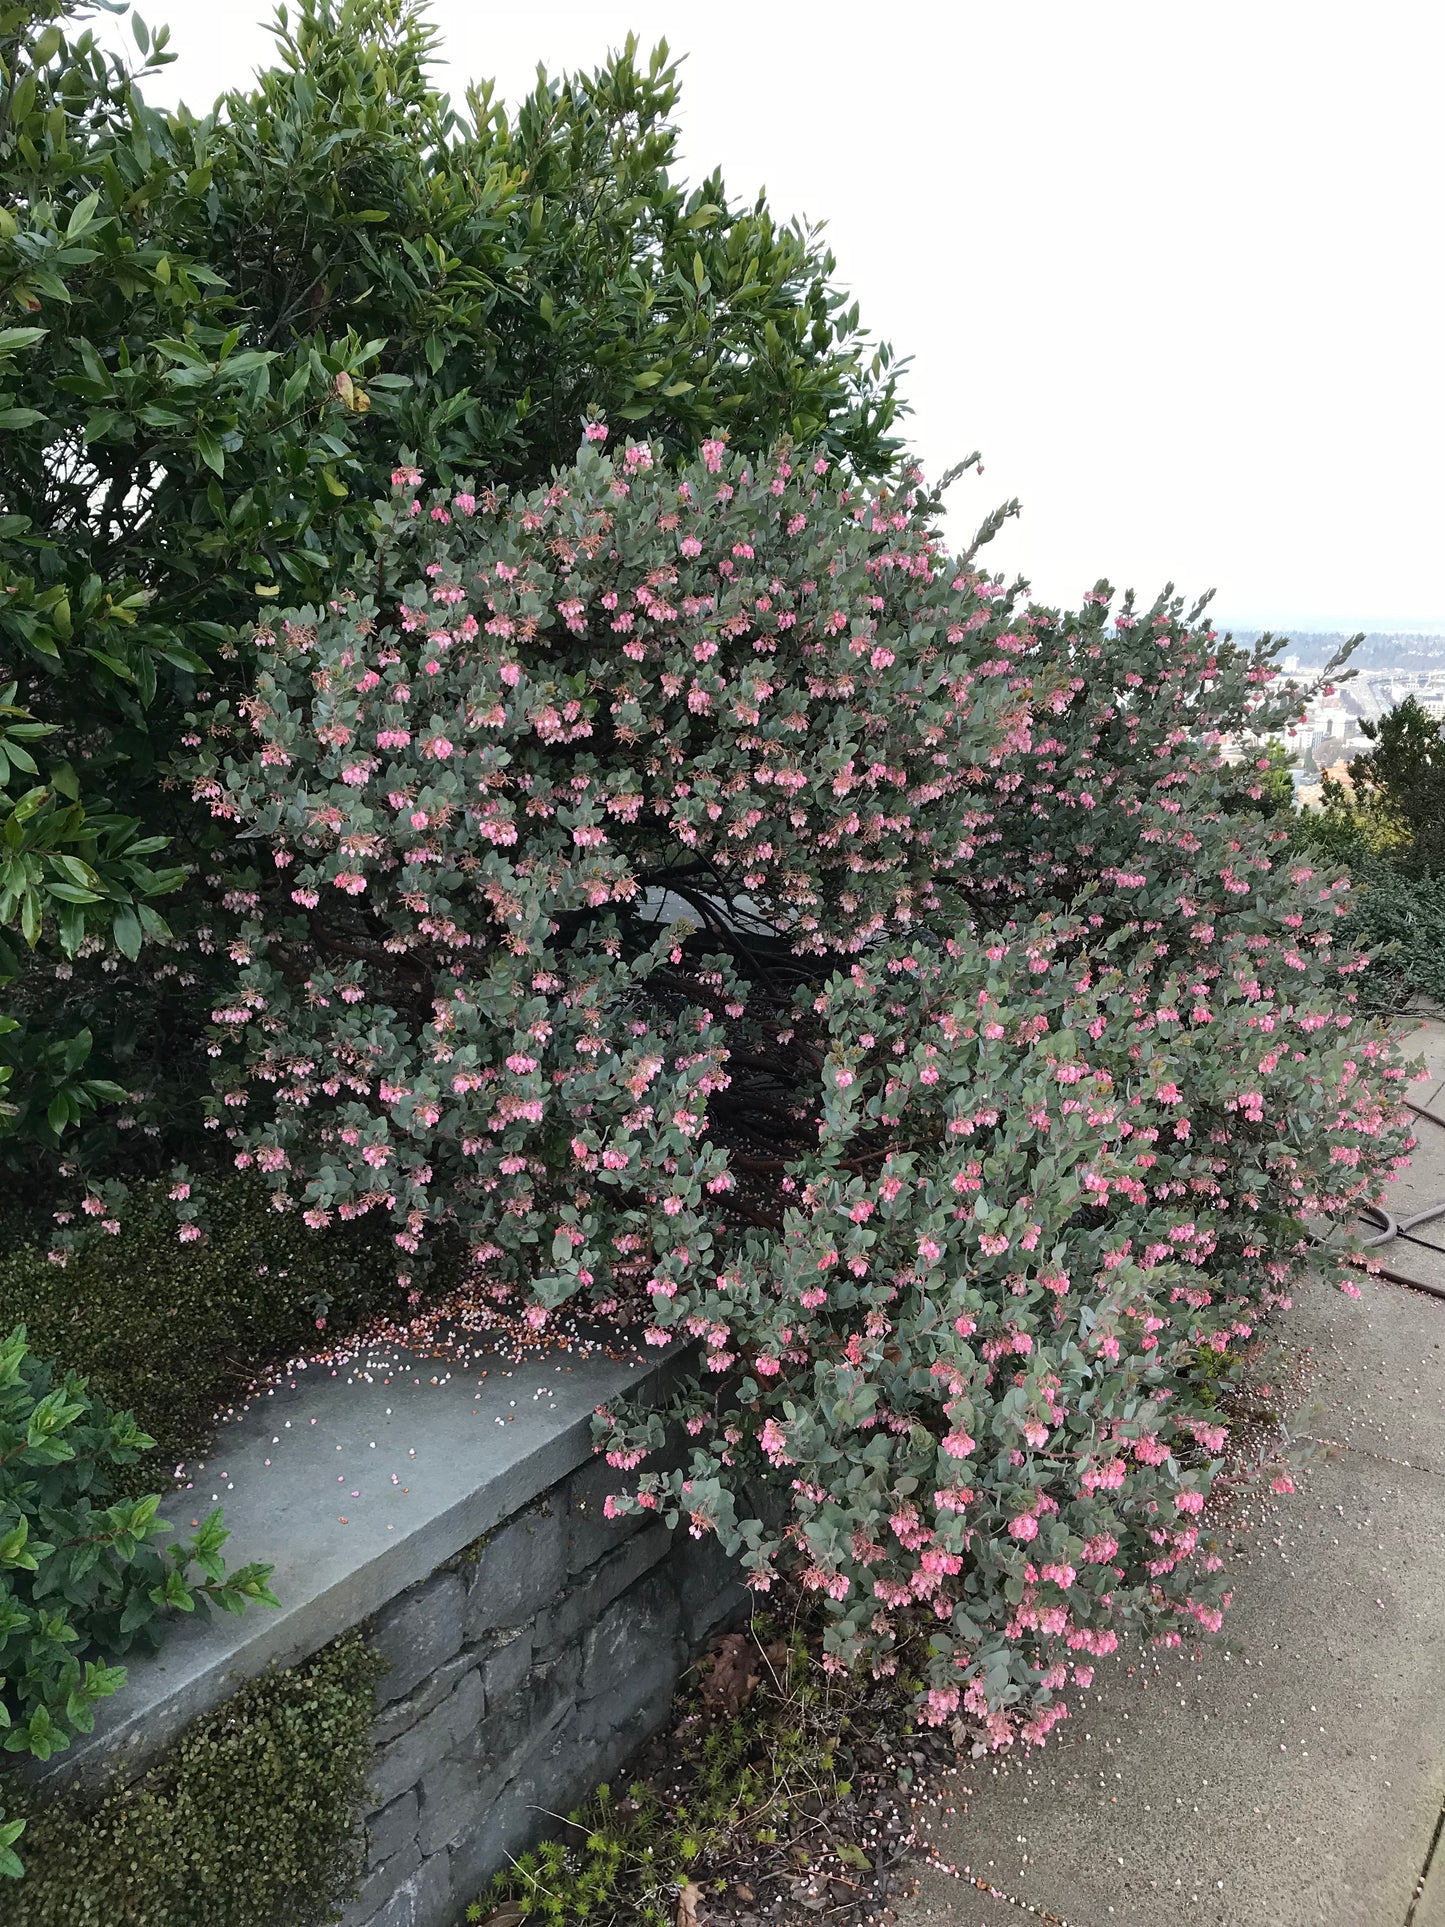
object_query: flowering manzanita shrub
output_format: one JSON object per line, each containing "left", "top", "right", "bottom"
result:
{"left": 189, "top": 432, "right": 1048, "bottom": 1270}
{"left": 189, "top": 432, "right": 1413, "bottom": 1739}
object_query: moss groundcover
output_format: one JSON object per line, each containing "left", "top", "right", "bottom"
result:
{"left": 5, "top": 1632, "right": 384, "bottom": 1927}
{"left": 0, "top": 1178, "right": 405, "bottom": 1490}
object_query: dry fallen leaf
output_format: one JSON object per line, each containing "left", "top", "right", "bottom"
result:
{"left": 676, "top": 1880, "right": 705, "bottom": 1927}
{"left": 477, "top": 1909, "right": 527, "bottom": 1927}
{"left": 699, "top": 1632, "right": 761, "bottom": 1717}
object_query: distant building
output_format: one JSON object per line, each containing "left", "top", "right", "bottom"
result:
{"left": 1224, "top": 647, "right": 1445, "bottom": 791}
{"left": 1296, "top": 759, "right": 1355, "bottom": 812}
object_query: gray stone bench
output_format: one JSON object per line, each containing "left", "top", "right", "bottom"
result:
{"left": 24, "top": 1338, "right": 744, "bottom": 1927}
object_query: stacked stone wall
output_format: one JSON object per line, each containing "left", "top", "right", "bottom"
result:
{"left": 348, "top": 1459, "right": 743, "bottom": 1927}
{"left": 21, "top": 1343, "right": 742, "bottom": 1927}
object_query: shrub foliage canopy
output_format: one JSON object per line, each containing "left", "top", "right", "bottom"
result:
{"left": 196, "top": 434, "right": 1412, "bottom": 1735}
{"left": 1294, "top": 694, "right": 1445, "bottom": 1013}
{"left": 1343, "top": 694, "right": 1445, "bottom": 872}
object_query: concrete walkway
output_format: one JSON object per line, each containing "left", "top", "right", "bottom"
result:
{"left": 900, "top": 1019, "right": 1445, "bottom": 1927}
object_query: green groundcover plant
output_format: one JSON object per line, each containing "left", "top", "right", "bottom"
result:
{"left": 177, "top": 431, "right": 1411, "bottom": 1745}
{"left": 0, "top": 1324, "right": 276, "bottom": 1874}
{"left": 467, "top": 1616, "right": 909, "bottom": 1927}
{"left": 3, "top": 1630, "right": 382, "bottom": 1922}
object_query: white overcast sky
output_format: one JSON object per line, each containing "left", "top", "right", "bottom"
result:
{"left": 98, "top": 0, "right": 1445, "bottom": 634}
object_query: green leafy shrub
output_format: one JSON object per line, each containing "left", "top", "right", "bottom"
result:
{"left": 0, "top": 674, "right": 185, "bottom": 1152}
{"left": 1295, "top": 835, "right": 1445, "bottom": 1013}
{"left": 0, "top": 0, "right": 901, "bottom": 1154}
{"left": 0, "top": 1325, "right": 277, "bottom": 1872}
{"left": 3, "top": 1630, "right": 384, "bottom": 1925}
{"left": 0, "top": 677, "right": 188, "bottom": 994}
{"left": 0, "top": 1177, "right": 408, "bottom": 1487}
{"left": 0, "top": 1804, "right": 19, "bottom": 1880}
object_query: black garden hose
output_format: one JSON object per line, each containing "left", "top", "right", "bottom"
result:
{"left": 1339, "top": 1095, "right": 1445, "bottom": 1305}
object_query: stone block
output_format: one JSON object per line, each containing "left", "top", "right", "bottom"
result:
{"left": 580, "top": 1567, "right": 682, "bottom": 1710}
{"left": 577, "top": 1650, "right": 679, "bottom": 1759}
{"left": 423, "top": 1676, "right": 579, "bottom": 1863}
{"left": 566, "top": 1454, "right": 648, "bottom": 1573}
{"left": 446, "top": 1787, "right": 553, "bottom": 1904}
{"left": 569, "top": 1664, "right": 681, "bottom": 1796}
{"left": 480, "top": 1625, "right": 534, "bottom": 1711}
{"left": 445, "top": 1698, "right": 585, "bottom": 1898}
{"left": 464, "top": 1501, "right": 566, "bottom": 1635}
{"left": 339, "top": 1839, "right": 421, "bottom": 1926}
{"left": 365, "top": 1786, "right": 419, "bottom": 1870}
{"left": 372, "top": 1532, "right": 698, "bottom": 1903}
{"left": 367, "top": 1848, "right": 451, "bottom": 1927}
{"left": 371, "top": 1569, "right": 465, "bottom": 1706}
{"left": 417, "top": 1749, "right": 484, "bottom": 1856}
{"left": 466, "top": 1648, "right": 579, "bottom": 1782}
{"left": 449, "top": 1656, "right": 680, "bottom": 1899}
{"left": 373, "top": 1650, "right": 475, "bottom": 1744}
{"left": 370, "top": 1665, "right": 483, "bottom": 1808}
{"left": 536, "top": 1520, "right": 672, "bottom": 1658}
{"left": 670, "top": 1527, "right": 748, "bottom": 1650}
{"left": 405, "top": 1685, "right": 576, "bottom": 1902}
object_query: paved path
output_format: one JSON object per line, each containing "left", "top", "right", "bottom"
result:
{"left": 899, "top": 1018, "right": 1445, "bottom": 1927}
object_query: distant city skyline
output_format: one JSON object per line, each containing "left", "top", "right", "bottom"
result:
{"left": 1219, "top": 618, "right": 1445, "bottom": 639}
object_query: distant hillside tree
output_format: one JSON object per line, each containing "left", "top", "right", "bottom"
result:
{"left": 1295, "top": 695, "right": 1445, "bottom": 1010}
{"left": 1346, "top": 696, "right": 1445, "bottom": 870}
